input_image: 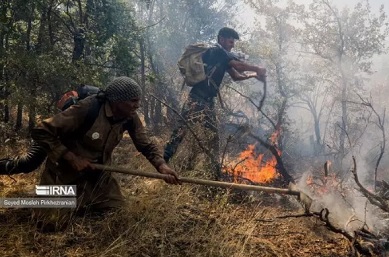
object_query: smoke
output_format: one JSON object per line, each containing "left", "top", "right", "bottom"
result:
{"left": 131, "top": 0, "right": 389, "bottom": 235}
{"left": 297, "top": 170, "right": 388, "bottom": 234}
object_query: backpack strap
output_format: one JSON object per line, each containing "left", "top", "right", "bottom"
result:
{"left": 206, "top": 60, "right": 225, "bottom": 109}
{"left": 207, "top": 77, "right": 225, "bottom": 109}
{"left": 205, "top": 44, "right": 235, "bottom": 109}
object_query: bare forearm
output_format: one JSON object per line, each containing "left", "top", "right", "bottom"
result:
{"left": 228, "top": 65, "right": 265, "bottom": 82}
{"left": 232, "top": 72, "right": 257, "bottom": 81}
{"left": 229, "top": 60, "right": 266, "bottom": 76}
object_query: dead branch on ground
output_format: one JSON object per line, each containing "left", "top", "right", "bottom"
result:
{"left": 351, "top": 156, "right": 389, "bottom": 213}
{"left": 256, "top": 208, "right": 380, "bottom": 256}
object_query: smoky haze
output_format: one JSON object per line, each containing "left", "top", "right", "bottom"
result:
{"left": 133, "top": 0, "right": 389, "bottom": 234}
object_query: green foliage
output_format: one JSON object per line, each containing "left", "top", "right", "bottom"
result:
{"left": 138, "top": 0, "right": 235, "bottom": 75}
{"left": 0, "top": 0, "right": 141, "bottom": 124}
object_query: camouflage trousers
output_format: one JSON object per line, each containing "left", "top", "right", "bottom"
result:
{"left": 164, "top": 97, "right": 220, "bottom": 177}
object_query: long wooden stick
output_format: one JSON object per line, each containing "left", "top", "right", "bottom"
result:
{"left": 93, "top": 164, "right": 300, "bottom": 196}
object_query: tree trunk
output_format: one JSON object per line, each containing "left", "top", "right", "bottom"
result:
{"left": 15, "top": 103, "right": 23, "bottom": 131}
{"left": 28, "top": 103, "right": 36, "bottom": 130}
{"left": 35, "top": 6, "right": 48, "bottom": 54}
{"left": 150, "top": 95, "right": 155, "bottom": 127}
{"left": 4, "top": 103, "right": 9, "bottom": 123}
{"left": 47, "top": 2, "right": 55, "bottom": 47}
{"left": 139, "top": 37, "right": 150, "bottom": 124}
{"left": 339, "top": 63, "right": 348, "bottom": 165}
{"left": 313, "top": 114, "right": 323, "bottom": 155}
{"left": 72, "top": 28, "right": 85, "bottom": 62}
{"left": 82, "top": 0, "right": 92, "bottom": 63}
{"left": 28, "top": 85, "right": 37, "bottom": 130}
{"left": 0, "top": 0, "right": 8, "bottom": 121}
{"left": 26, "top": 4, "right": 37, "bottom": 130}
{"left": 154, "top": 94, "right": 162, "bottom": 127}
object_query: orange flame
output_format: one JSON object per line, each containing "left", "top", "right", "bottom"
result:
{"left": 225, "top": 131, "right": 280, "bottom": 184}
{"left": 306, "top": 173, "right": 341, "bottom": 195}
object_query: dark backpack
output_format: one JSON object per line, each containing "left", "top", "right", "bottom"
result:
{"left": 56, "top": 84, "right": 103, "bottom": 137}
{"left": 57, "top": 84, "right": 100, "bottom": 111}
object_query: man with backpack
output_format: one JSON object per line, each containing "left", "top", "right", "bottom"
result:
{"left": 31, "top": 77, "right": 180, "bottom": 226}
{"left": 163, "top": 27, "right": 266, "bottom": 176}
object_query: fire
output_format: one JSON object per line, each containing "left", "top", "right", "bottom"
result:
{"left": 306, "top": 172, "right": 343, "bottom": 195}
{"left": 269, "top": 129, "right": 280, "bottom": 145}
{"left": 224, "top": 131, "right": 281, "bottom": 184}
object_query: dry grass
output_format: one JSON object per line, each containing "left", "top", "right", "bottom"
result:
{"left": 0, "top": 139, "right": 353, "bottom": 257}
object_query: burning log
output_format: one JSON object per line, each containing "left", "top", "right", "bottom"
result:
{"left": 224, "top": 144, "right": 279, "bottom": 184}
{"left": 223, "top": 127, "right": 294, "bottom": 186}
{"left": 247, "top": 131, "right": 294, "bottom": 184}
{"left": 306, "top": 172, "right": 346, "bottom": 196}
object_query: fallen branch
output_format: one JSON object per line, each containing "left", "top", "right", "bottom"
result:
{"left": 351, "top": 156, "right": 389, "bottom": 212}
{"left": 256, "top": 208, "right": 378, "bottom": 256}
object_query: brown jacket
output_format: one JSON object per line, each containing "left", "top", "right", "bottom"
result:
{"left": 31, "top": 96, "right": 165, "bottom": 209}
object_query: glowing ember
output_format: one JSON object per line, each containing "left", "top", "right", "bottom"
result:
{"left": 225, "top": 144, "right": 279, "bottom": 184}
{"left": 306, "top": 173, "right": 342, "bottom": 195}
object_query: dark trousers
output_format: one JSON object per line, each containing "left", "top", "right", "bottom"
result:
{"left": 164, "top": 97, "right": 220, "bottom": 173}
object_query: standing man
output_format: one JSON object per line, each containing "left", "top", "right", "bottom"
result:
{"left": 32, "top": 77, "right": 180, "bottom": 218}
{"left": 164, "top": 27, "right": 266, "bottom": 176}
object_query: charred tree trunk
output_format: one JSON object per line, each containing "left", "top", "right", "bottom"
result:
{"left": 248, "top": 132, "right": 294, "bottom": 185}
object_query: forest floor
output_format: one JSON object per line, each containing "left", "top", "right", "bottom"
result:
{"left": 0, "top": 136, "right": 371, "bottom": 257}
